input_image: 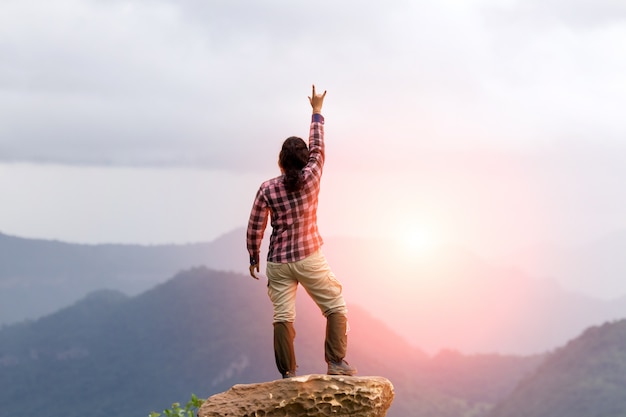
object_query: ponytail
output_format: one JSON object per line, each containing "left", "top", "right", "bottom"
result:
{"left": 279, "top": 137, "right": 309, "bottom": 193}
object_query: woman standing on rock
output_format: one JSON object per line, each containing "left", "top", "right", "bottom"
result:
{"left": 246, "top": 85, "right": 357, "bottom": 379}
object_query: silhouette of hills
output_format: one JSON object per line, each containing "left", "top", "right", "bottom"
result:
{"left": 0, "top": 267, "right": 541, "bottom": 417}
{"left": 489, "top": 319, "right": 626, "bottom": 417}
{"left": 3, "top": 228, "right": 626, "bottom": 354}
{"left": 0, "top": 231, "right": 235, "bottom": 325}
{"left": 320, "top": 235, "right": 626, "bottom": 354}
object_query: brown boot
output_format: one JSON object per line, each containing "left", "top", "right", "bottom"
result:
{"left": 325, "top": 312, "right": 348, "bottom": 363}
{"left": 274, "top": 321, "right": 297, "bottom": 378}
{"left": 328, "top": 359, "right": 357, "bottom": 376}
{"left": 325, "top": 313, "right": 357, "bottom": 375}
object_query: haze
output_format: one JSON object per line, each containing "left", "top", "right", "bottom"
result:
{"left": 1, "top": 1, "right": 625, "bottom": 303}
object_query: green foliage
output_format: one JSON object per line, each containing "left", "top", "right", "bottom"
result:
{"left": 149, "top": 394, "right": 205, "bottom": 417}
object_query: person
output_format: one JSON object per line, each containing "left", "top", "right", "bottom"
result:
{"left": 246, "top": 85, "right": 357, "bottom": 379}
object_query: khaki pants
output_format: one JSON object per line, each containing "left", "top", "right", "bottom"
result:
{"left": 266, "top": 249, "right": 347, "bottom": 322}
{"left": 266, "top": 249, "right": 349, "bottom": 375}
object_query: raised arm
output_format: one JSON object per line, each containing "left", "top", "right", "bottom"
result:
{"left": 306, "top": 85, "right": 326, "bottom": 177}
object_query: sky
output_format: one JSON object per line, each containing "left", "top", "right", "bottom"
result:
{"left": 1, "top": 0, "right": 625, "bottom": 259}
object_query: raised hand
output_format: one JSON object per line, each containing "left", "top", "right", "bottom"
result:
{"left": 308, "top": 84, "right": 326, "bottom": 114}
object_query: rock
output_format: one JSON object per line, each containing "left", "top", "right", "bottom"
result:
{"left": 198, "top": 374, "right": 394, "bottom": 417}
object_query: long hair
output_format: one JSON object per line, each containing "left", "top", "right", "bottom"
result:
{"left": 279, "top": 136, "right": 309, "bottom": 193}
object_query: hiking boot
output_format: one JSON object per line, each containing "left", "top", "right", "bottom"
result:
{"left": 274, "top": 322, "right": 297, "bottom": 379}
{"left": 327, "top": 360, "right": 357, "bottom": 376}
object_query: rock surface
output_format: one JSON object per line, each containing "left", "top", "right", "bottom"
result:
{"left": 198, "top": 374, "right": 394, "bottom": 417}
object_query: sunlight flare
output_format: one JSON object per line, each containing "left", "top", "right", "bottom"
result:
{"left": 394, "top": 221, "right": 438, "bottom": 256}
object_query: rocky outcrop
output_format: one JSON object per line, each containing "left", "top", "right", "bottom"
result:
{"left": 198, "top": 374, "right": 394, "bottom": 417}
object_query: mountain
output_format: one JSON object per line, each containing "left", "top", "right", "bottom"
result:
{"left": 0, "top": 230, "right": 240, "bottom": 325}
{"left": 320, "top": 236, "right": 626, "bottom": 354}
{"left": 489, "top": 319, "right": 626, "bottom": 417}
{"left": 3, "top": 228, "right": 626, "bottom": 354}
{"left": 0, "top": 267, "right": 540, "bottom": 417}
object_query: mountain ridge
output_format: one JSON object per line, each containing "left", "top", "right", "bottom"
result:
{"left": 0, "top": 266, "right": 543, "bottom": 417}
{"left": 489, "top": 318, "right": 626, "bottom": 417}
{"left": 3, "top": 228, "right": 626, "bottom": 354}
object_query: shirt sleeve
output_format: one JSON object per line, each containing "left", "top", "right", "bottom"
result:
{"left": 246, "top": 186, "right": 269, "bottom": 264}
{"left": 307, "top": 114, "right": 325, "bottom": 178}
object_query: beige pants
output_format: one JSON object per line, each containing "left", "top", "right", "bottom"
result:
{"left": 266, "top": 249, "right": 347, "bottom": 323}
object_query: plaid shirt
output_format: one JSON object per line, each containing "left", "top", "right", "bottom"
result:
{"left": 247, "top": 114, "right": 325, "bottom": 264}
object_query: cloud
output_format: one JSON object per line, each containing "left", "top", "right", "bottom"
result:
{"left": 484, "top": 0, "right": 626, "bottom": 29}
{"left": 0, "top": 0, "right": 624, "bottom": 171}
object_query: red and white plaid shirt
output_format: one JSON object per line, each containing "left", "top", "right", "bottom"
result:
{"left": 247, "top": 114, "right": 325, "bottom": 264}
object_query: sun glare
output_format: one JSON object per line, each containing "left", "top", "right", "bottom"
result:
{"left": 395, "top": 222, "right": 438, "bottom": 256}
{"left": 403, "top": 228, "right": 429, "bottom": 252}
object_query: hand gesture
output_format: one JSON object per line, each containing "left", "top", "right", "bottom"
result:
{"left": 308, "top": 84, "right": 326, "bottom": 114}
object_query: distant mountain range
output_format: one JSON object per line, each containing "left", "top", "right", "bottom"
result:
{"left": 5, "top": 265, "right": 626, "bottom": 416}
{"left": 489, "top": 318, "right": 626, "bottom": 417}
{"left": 496, "top": 229, "right": 626, "bottom": 299}
{"left": 0, "top": 267, "right": 542, "bottom": 417}
{"left": 320, "top": 235, "right": 626, "bottom": 354}
{"left": 0, "top": 231, "right": 235, "bottom": 325}
{"left": 3, "top": 228, "right": 626, "bottom": 354}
